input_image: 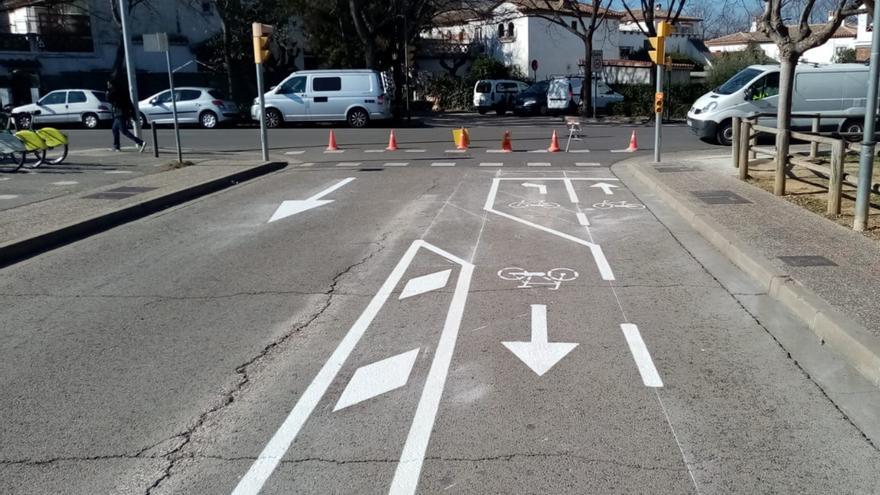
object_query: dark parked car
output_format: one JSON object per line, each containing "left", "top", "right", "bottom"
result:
{"left": 513, "top": 80, "right": 550, "bottom": 116}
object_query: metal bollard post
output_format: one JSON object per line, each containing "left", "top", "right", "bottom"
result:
{"left": 738, "top": 119, "right": 751, "bottom": 180}
{"left": 732, "top": 116, "right": 741, "bottom": 169}
{"left": 828, "top": 139, "right": 844, "bottom": 215}
{"left": 810, "top": 115, "right": 820, "bottom": 158}
{"left": 151, "top": 125, "right": 159, "bottom": 158}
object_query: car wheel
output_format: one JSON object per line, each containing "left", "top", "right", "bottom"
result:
{"left": 539, "top": 104, "right": 549, "bottom": 116}
{"left": 139, "top": 113, "right": 150, "bottom": 129}
{"left": 200, "top": 111, "right": 218, "bottom": 129}
{"left": 841, "top": 119, "right": 863, "bottom": 142}
{"left": 496, "top": 108, "right": 506, "bottom": 116}
{"left": 16, "top": 114, "right": 31, "bottom": 129}
{"left": 264, "top": 108, "right": 282, "bottom": 128}
{"left": 81, "top": 113, "right": 100, "bottom": 129}
{"left": 716, "top": 120, "right": 734, "bottom": 146}
{"left": 477, "top": 108, "right": 487, "bottom": 115}
{"left": 347, "top": 108, "right": 369, "bottom": 128}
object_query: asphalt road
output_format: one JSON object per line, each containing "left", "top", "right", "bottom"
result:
{"left": 2, "top": 149, "right": 879, "bottom": 493}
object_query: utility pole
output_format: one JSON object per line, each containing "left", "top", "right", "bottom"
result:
{"left": 648, "top": 21, "right": 672, "bottom": 163}
{"left": 253, "top": 23, "right": 273, "bottom": 162}
{"left": 854, "top": 5, "right": 880, "bottom": 231}
{"left": 118, "top": 0, "right": 141, "bottom": 139}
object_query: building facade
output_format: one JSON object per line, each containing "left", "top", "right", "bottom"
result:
{"left": 618, "top": 8, "right": 712, "bottom": 67}
{"left": 705, "top": 18, "right": 858, "bottom": 64}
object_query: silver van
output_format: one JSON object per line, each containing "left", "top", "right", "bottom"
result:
{"left": 688, "top": 63, "right": 874, "bottom": 145}
{"left": 252, "top": 69, "right": 391, "bottom": 128}
{"left": 473, "top": 79, "right": 529, "bottom": 115}
{"left": 547, "top": 76, "right": 623, "bottom": 114}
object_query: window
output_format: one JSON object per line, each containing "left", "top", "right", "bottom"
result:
{"left": 475, "top": 81, "right": 492, "bottom": 93}
{"left": 177, "top": 89, "right": 201, "bottom": 101}
{"left": 278, "top": 76, "right": 306, "bottom": 94}
{"left": 39, "top": 91, "right": 66, "bottom": 105}
{"left": 496, "top": 82, "right": 519, "bottom": 92}
{"left": 507, "top": 22, "right": 514, "bottom": 37}
{"left": 716, "top": 68, "right": 762, "bottom": 95}
{"left": 747, "top": 72, "right": 779, "bottom": 100}
{"left": 313, "top": 77, "right": 342, "bottom": 92}
{"left": 92, "top": 91, "right": 108, "bottom": 102}
{"left": 208, "top": 89, "right": 227, "bottom": 100}
{"left": 67, "top": 91, "right": 86, "bottom": 103}
{"left": 498, "top": 23, "right": 505, "bottom": 37}
{"left": 571, "top": 20, "right": 578, "bottom": 31}
{"left": 155, "top": 91, "right": 173, "bottom": 104}
{"left": 458, "top": 30, "right": 465, "bottom": 42}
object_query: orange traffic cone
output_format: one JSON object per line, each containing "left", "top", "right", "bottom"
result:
{"left": 326, "top": 130, "right": 339, "bottom": 151}
{"left": 501, "top": 130, "right": 512, "bottom": 152}
{"left": 548, "top": 130, "right": 561, "bottom": 152}
{"left": 626, "top": 130, "right": 638, "bottom": 152}
{"left": 456, "top": 127, "right": 469, "bottom": 150}
{"left": 386, "top": 129, "right": 399, "bottom": 151}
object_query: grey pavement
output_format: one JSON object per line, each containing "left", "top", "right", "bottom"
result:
{"left": 1, "top": 154, "right": 879, "bottom": 494}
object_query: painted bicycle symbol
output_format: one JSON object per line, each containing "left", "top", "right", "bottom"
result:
{"left": 592, "top": 200, "right": 645, "bottom": 210}
{"left": 497, "top": 267, "right": 579, "bottom": 290}
{"left": 508, "top": 199, "right": 560, "bottom": 209}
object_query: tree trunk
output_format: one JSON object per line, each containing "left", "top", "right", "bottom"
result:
{"left": 348, "top": 0, "right": 377, "bottom": 69}
{"left": 220, "top": 17, "right": 235, "bottom": 100}
{"left": 582, "top": 38, "right": 592, "bottom": 117}
{"left": 774, "top": 54, "right": 797, "bottom": 196}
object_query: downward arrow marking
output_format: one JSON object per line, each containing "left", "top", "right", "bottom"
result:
{"left": 268, "top": 177, "right": 355, "bottom": 222}
{"left": 502, "top": 304, "right": 578, "bottom": 376}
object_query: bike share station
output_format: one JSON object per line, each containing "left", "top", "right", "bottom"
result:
{"left": 228, "top": 166, "right": 697, "bottom": 494}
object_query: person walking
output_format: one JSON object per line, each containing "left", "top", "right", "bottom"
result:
{"left": 107, "top": 80, "right": 146, "bottom": 152}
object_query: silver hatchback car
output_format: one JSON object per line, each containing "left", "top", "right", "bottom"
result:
{"left": 12, "top": 89, "right": 113, "bottom": 129}
{"left": 139, "top": 87, "right": 238, "bottom": 129}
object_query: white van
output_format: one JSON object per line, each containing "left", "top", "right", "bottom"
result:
{"left": 473, "top": 80, "right": 529, "bottom": 115}
{"left": 251, "top": 69, "right": 391, "bottom": 128}
{"left": 547, "top": 76, "right": 624, "bottom": 114}
{"left": 688, "top": 63, "right": 874, "bottom": 145}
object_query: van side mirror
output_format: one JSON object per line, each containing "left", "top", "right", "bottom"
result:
{"left": 149, "top": 98, "right": 157, "bottom": 106}
{"left": 744, "top": 88, "right": 754, "bottom": 100}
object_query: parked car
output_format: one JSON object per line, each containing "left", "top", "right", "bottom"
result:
{"left": 12, "top": 89, "right": 112, "bottom": 129}
{"left": 688, "top": 63, "right": 875, "bottom": 145}
{"left": 513, "top": 80, "right": 551, "bottom": 116}
{"left": 546, "top": 76, "right": 624, "bottom": 115}
{"left": 473, "top": 79, "right": 530, "bottom": 115}
{"left": 139, "top": 87, "right": 238, "bottom": 129}
{"left": 251, "top": 69, "right": 392, "bottom": 128}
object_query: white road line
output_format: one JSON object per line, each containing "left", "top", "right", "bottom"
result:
{"left": 385, "top": 162, "right": 409, "bottom": 167}
{"left": 445, "top": 149, "right": 466, "bottom": 153}
{"left": 621, "top": 324, "right": 663, "bottom": 388}
{"left": 105, "top": 170, "right": 134, "bottom": 174}
{"left": 575, "top": 162, "right": 601, "bottom": 167}
{"left": 0, "top": 194, "right": 19, "bottom": 200}
{"left": 324, "top": 150, "right": 345, "bottom": 154}
{"left": 528, "top": 149, "right": 548, "bottom": 153}
{"left": 297, "top": 163, "right": 315, "bottom": 167}
{"left": 494, "top": 177, "right": 618, "bottom": 182}
{"left": 527, "top": 162, "right": 551, "bottom": 167}
{"left": 364, "top": 149, "right": 385, "bottom": 153}
{"left": 485, "top": 149, "right": 506, "bottom": 153}
{"left": 431, "top": 162, "right": 455, "bottom": 167}
{"left": 51, "top": 181, "right": 78, "bottom": 186}
{"left": 0, "top": 177, "right": 10, "bottom": 181}
{"left": 390, "top": 248, "right": 474, "bottom": 495}
{"left": 568, "top": 149, "right": 590, "bottom": 153}
{"left": 336, "top": 162, "right": 361, "bottom": 167}
{"left": 576, "top": 212, "right": 590, "bottom": 226}
{"left": 284, "top": 150, "right": 306, "bottom": 155}
{"left": 405, "top": 149, "right": 426, "bottom": 153}
{"left": 479, "top": 162, "right": 503, "bottom": 167}
{"left": 232, "top": 241, "right": 472, "bottom": 495}
{"left": 563, "top": 178, "right": 579, "bottom": 203}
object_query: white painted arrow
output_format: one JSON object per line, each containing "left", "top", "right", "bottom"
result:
{"left": 268, "top": 177, "right": 355, "bottom": 223}
{"left": 590, "top": 182, "right": 618, "bottom": 195}
{"left": 502, "top": 304, "right": 578, "bottom": 376}
{"left": 521, "top": 182, "right": 547, "bottom": 195}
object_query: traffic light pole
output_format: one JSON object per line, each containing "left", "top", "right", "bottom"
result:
{"left": 253, "top": 23, "right": 273, "bottom": 162}
{"left": 654, "top": 63, "right": 662, "bottom": 163}
{"left": 256, "top": 62, "right": 268, "bottom": 162}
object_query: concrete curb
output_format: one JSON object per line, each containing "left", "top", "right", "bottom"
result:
{"left": 0, "top": 161, "right": 287, "bottom": 268}
{"left": 619, "top": 160, "right": 880, "bottom": 388}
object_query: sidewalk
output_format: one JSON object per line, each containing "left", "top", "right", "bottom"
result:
{"left": 1, "top": 157, "right": 285, "bottom": 266}
{"left": 615, "top": 151, "right": 880, "bottom": 388}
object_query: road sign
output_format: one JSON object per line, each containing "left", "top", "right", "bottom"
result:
{"left": 531, "top": 59, "right": 538, "bottom": 71}
{"left": 143, "top": 32, "right": 181, "bottom": 163}
{"left": 591, "top": 50, "right": 603, "bottom": 73}
{"left": 142, "top": 32, "right": 168, "bottom": 53}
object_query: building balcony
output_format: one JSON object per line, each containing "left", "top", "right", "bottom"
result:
{"left": 0, "top": 32, "right": 94, "bottom": 54}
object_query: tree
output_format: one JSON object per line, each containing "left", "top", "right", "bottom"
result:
{"left": 756, "top": 0, "right": 861, "bottom": 195}
{"left": 834, "top": 47, "right": 858, "bottom": 63}
{"left": 620, "top": 0, "right": 688, "bottom": 38}
{"left": 0, "top": 0, "right": 77, "bottom": 12}
{"left": 513, "top": 0, "right": 614, "bottom": 116}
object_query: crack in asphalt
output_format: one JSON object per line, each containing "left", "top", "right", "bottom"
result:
{"left": 140, "top": 231, "right": 391, "bottom": 494}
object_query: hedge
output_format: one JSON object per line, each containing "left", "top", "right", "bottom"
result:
{"left": 607, "top": 83, "right": 709, "bottom": 119}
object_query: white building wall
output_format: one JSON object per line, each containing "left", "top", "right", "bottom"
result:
{"left": 525, "top": 16, "right": 619, "bottom": 80}
{"left": 708, "top": 37, "right": 855, "bottom": 64}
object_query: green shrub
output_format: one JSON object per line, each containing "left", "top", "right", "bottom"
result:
{"left": 607, "top": 83, "right": 709, "bottom": 118}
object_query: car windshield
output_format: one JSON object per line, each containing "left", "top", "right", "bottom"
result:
{"left": 475, "top": 81, "right": 491, "bottom": 93}
{"left": 716, "top": 68, "right": 763, "bottom": 95}
{"left": 522, "top": 81, "right": 549, "bottom": 95}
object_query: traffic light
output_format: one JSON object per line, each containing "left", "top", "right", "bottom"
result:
{"left": 648, "top": 36, "right": 664, "bottom": 64}
{"left": 252, "top": 23, "right": 274, "bottom": 64}
{"left": 654, "top": 92, "right": 664, "bottom": 114}
{"left": 405, "top": 44, "right": 416, "bottom": 67}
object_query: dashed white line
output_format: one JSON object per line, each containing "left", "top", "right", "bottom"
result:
{"left": 51, "top": 181, "right": 78, "bottom": 186}
{"left": 284, "top": 150, "right": 306, "bottom": 155}
{"left": 528, "top": 149, "right": 549, "bottom": 153}
{"left": 621, "top": 323, "right": 663, "bottom": 387}
{"left": 563, "top": 178, "right": 579, "bottom": 203}
{"left": 568, "top": 149, "right": 591, "bottom": 153}
{"left": 576, "top": 212, "right": 590, "bottom": 226}
{"left": 445, "top": 149, "right": 467, "bottom": 153}
{"left": 0, "top": 194, "right": 20, "bottom": 200}
{"left": 575, "top": 162, "right": 602, "bottom": 167}
{"left": 336, "top": 162, "right": 362, "bottom": 167}
{"left": 364, "top": 149, "right": 385, "bottom": 153}
{"left": 485, "top": 149, "right": 507, "bottom": 153}
{"left": 385, "top": 162, "right": 409, "bottom": 167}
{"left": 527, "top": 162, "right": 551, "bottom": 167}
{"left": 0, "top": 177, "right": 11, "bottom": 181}
{"left": 479, "top": 162, "right": 503, "bottom": 167}
{"left": 324, "top": 150, "right": 345, "bottom": 154}
{"left": 431, "top": 162, "right": 455, "bottom": 167}
{"left": 405, "top": 149, "right": 426, "bottom": 153}
{"left": 297, "top": 162, "right": 315, "bottom": 167}
{"left": 105, "top": 170, "right": 134, "bottom": 174}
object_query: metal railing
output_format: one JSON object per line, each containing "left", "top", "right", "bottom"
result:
{"left": 732, "top": 114, "right": 880, "bottom": 219}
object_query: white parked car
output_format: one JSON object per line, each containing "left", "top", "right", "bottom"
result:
{"left": 251, "top": 69, "right": 392, "bottom": 128}
{"left": 547, "top": 76, "right": 624, "bottom": 114}
{"left": 139, "top": 87, "right": 238, "bottom": 129}
{"left": 473, "top": 79, "right": 529, "bottom": 115}
{"left": 12, "top": 89, "right": 112, "bottom": 129}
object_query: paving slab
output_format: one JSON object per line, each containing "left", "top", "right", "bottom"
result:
{"left": 615, "top": 151, "right": 880, "bottom": 388}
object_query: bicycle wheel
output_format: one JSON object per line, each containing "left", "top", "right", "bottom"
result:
{"left": 507, "top": 200, "right": 528, "bottom": 209}
{"left": 497, "top": 267, "right": 527, "bottom": 280}
{"left": 24, "top": 149, "right": 46, "bottom": 168}
{"left": 547, "top": 268, "right": 579, "bottom": 282}
{"left": 43, "top": 144, "right": 68, "bottom": 165}
{"left": 0, "top": 151, "right": 25, "bottom": 173}
{"left": 592, "top": 201, "right": 612, "bottom": 209}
